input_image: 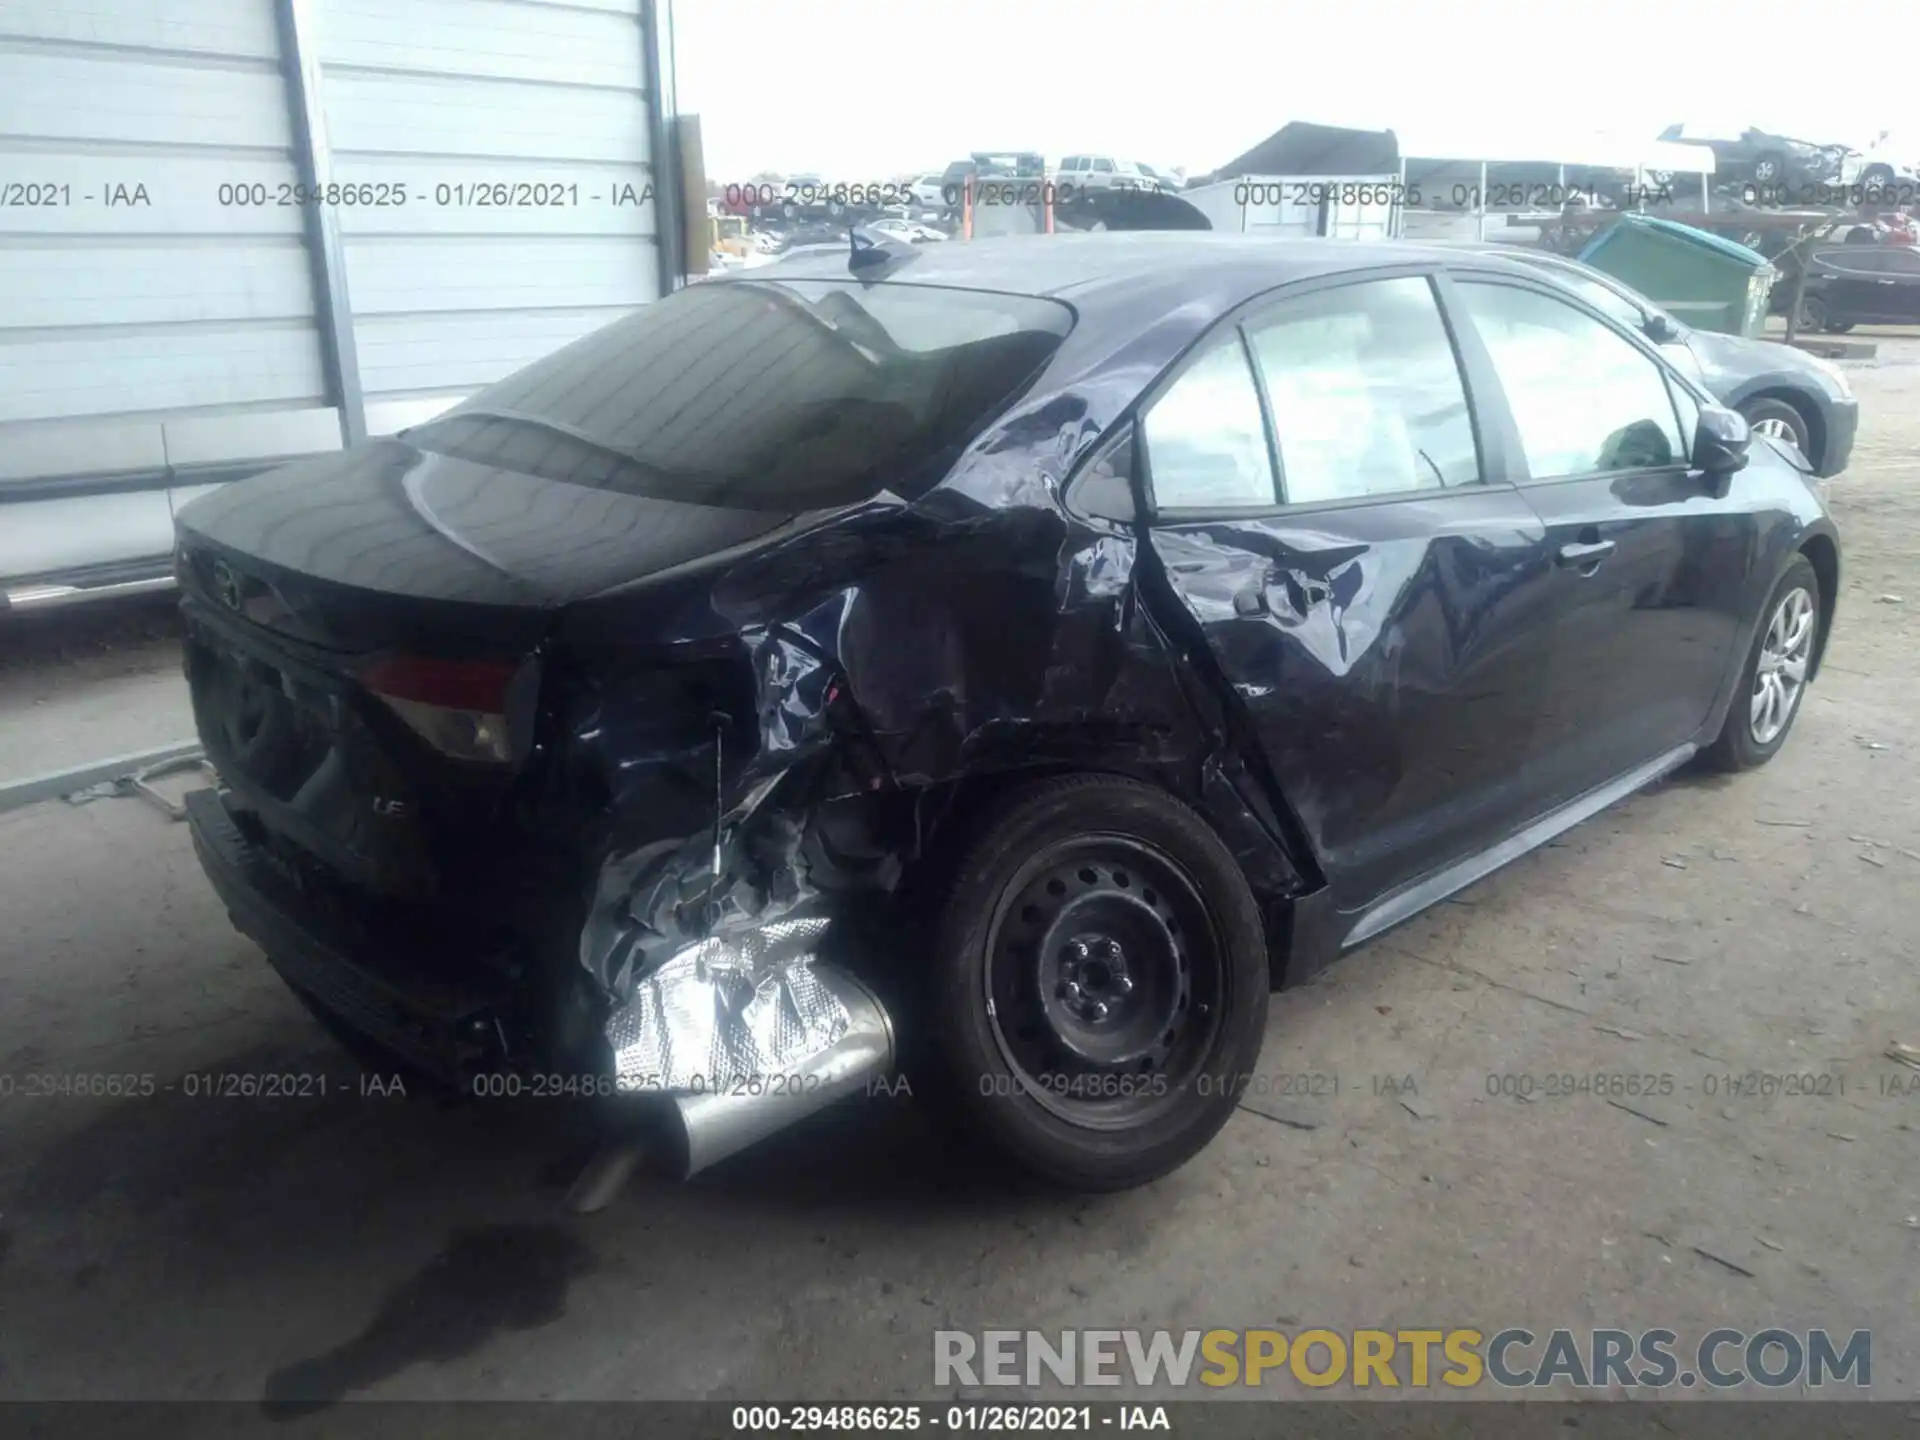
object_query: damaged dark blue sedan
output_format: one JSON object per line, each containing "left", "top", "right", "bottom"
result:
{"left": 176, "top": 233, "right": 1842, "bottom": 1191}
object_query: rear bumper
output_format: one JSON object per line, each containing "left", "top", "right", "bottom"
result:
{"left": 1819, "top": 397, "right": 1860, "bottom": 479}
{"left": 185, "top": 787, "right": 512, "bottom": 1084}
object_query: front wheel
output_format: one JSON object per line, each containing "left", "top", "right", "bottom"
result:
{"left": 921, "top": 774, "right": 1271, "bottom": 1191}
{"left": 1740, "top": 397, "right": 1813, "bottom": 460}
{"left": 1795, "top": 294, "right": 1830, "bottom": 332}
{"left": 1702, "top": 556, "right": 1821, "bottom": 771}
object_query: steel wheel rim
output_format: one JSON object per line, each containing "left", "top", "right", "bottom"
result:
{"left": 1751, "top": 416, "right": 1798, "bottom": 444}
{"left": 1750, "top": 586, "right": 1815, "bottom": 745}
{"left": 983, "top": 833, "right": 1225, "bottom": 1129}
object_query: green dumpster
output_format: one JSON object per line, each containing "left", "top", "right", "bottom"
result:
{"left": 1577, "top": 215, "right": 1776, "bottom": 338}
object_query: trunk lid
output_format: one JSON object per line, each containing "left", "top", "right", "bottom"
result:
{"left": 175, "top": 439, "right": 801, "bottom": 899}
{"left": 174, "top": 438, "right": 799, "bottom": 651}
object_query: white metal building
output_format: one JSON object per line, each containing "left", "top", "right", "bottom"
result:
{"left": 1181, "top": 177, "right": 1402, "bottom": 241}
{"left": 0, "top": 0, "right": 679, "bottom": 608}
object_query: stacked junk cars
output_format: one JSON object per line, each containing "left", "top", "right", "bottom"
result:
{"left": 712, "top": 119, "right": 1919, "bottom": 334}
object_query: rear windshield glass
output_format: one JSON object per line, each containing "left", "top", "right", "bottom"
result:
{"left": 405, "top": 279, "right": 1075, "bottom": 510}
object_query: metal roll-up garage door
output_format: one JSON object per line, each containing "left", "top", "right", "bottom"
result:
{"left": 0, "top": 0, "right": 337, "bottom": 588}
{"left": 314, "top": 0, "right": 664, "bottom": 436}
{"left": 0, "top": 0, "right": 670, "bottom": 607}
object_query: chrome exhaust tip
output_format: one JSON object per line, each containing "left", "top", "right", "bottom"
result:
{"left": 661, "top": 964, "right": 896, "bottom": 1179}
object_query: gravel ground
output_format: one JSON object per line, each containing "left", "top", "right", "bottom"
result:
{"left": 0, "top": 337, "right": 1915, "bottom": 1409}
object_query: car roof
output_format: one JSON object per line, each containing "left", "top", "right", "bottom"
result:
{"left": 732, "top": 232, "right": 1538, "bottom": 311}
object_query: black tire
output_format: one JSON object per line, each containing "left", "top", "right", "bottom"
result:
{"left": 1752, "top": 153, "right": 1785, "bottom": 185}
{"left": 1739, "top": 396, "right": 1814, "bottom": 461}
{"left": 1795, "top": 293, "right": 1830, "bottom": 332}
{"left": 1702, "top": 556, "right": 1821, "bottom": 772}
{"left": 921, "top": 774, "right": 1270, "bottom": 1191}
{"left": 1823, "top": 321, "right": 1856, "bottom": 334}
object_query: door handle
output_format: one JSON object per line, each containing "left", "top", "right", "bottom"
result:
{"left": 1556, "top": 538, "right": 1616, "bottom": 569}
{"left": 1233, "top": 567, "right": 1332, "bottom": 616}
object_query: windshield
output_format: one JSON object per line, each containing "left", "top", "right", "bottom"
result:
{"left": 406, "top": 279, "right": 1074, "bottom": 511}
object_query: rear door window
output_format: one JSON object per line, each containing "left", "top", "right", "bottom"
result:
{"left": 407, "top": 280, "right": 1073, "bottom": 510}
{"left": 1142, "top": 338, "right": 1278, "bottom": 509}
{"left": 1243, "top": 276, "right": 1481, "bottom": 502}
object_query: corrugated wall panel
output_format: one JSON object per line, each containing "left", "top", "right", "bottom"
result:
{"left": 316, "top": 0, "right": 660, "bottom": 421}
{"left": 0, "top": 0, "right": 280, "bottom": 57}
{"left": 1, "top": 0, "right": 666, "bottom": 590}
{"left": 345, "top": 236, "right": 656, "bottom": 314}
{"left": 0, "top": 54, "right": 293, "bottom": 150}
{"left": 0, "top": 325, "right": 326, "bottom": 424}
{"left": 322, "top": 71, "right": 649, "bottom": 165}
{"left": 0, "top": 0, "right": 331, "bottom": 469}
{"left": 352, "top": 308, "right": 620, "bottom": 397}
{"left": 318, "top": 0, "right": 644, "bottom": 89}
{"left": 0, "top": 238, "right": 314, "bottom": 328}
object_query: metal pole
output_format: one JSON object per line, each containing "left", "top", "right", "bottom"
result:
{"left": 273, "top": 0, "right": 365, "bottom": 444}
{"left": 1779, "top": 219, "right": 1835, "bottom": 345}
{"left": 641, "top": 0, "right": 682, "bottom": 297}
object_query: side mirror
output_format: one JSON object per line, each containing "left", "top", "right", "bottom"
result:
{"left": 1692, "top": 404, "right": 1751, "bottom": 490}
{"left": 1644, "top": 311, "right": 1683, "bottom": 343}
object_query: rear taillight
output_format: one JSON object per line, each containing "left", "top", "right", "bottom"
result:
{"left": 359, "top": 655, "right": 519, "bottom": 764}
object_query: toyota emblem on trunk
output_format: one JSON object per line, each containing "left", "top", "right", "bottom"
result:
{"left": 210, "top": 560, "right": 242, "bottom": 611}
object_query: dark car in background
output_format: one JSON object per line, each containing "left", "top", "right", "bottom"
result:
{"left": 1458, "top": 245, "right": 1859, "bottom": 473}
{"left": 174, "top": 236, "right": 1841, "bottom": 1193}
{"left": 1780, "top": 244, "right": 1920, "bottom": 333}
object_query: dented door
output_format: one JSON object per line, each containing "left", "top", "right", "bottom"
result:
{"left": 1138, "top": 272, "right": 1560, "bottom": 917}
{"left": 1148, "top": 495, "right": 1555, "bottom": 914}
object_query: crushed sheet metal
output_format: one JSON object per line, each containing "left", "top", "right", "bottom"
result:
{"left": 605, "top": 913, "right": 851, "bottom": 1093}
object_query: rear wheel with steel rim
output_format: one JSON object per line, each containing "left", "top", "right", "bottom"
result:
{"left": 1795, "top": 294, "right": 1830, "bottom": 332}
{"left": 1704, "top": 556, "right": 1822, "bottom": 771}
{"left": 922, "top": 774, "right": 1270, "bottom": 1191}
{"left": 986, "top": 835, "right": 1221, "bottom": 1129}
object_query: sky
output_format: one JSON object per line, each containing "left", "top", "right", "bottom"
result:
{"left": 673, "top": 0, "right": 1914, "bottom": 180}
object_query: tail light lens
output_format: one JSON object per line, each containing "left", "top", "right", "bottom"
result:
{"left": 359, "top": 655, "right": 520, "bottom": 764}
